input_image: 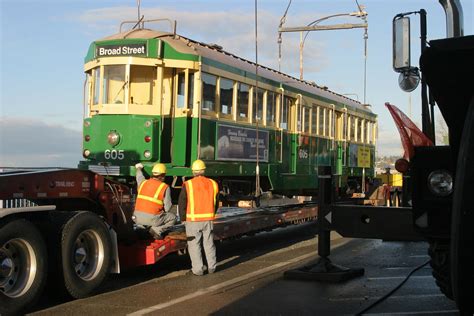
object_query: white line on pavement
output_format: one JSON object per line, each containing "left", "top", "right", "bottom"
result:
{"left": 128, "top": 251, "right": 317, "bottom": 316}
{"left": 367, "top": 275, "right": 432, "bottom": 281}
{"left": 364, "top": 310, "right": 458, "bottom": 315}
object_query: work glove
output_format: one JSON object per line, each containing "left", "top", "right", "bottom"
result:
{"left": 135, "top": 163, "right": 144, "bottom": 169}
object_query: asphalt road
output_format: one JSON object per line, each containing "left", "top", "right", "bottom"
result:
{"left": 30, "top": 221, "right": 459, "bottom": 315}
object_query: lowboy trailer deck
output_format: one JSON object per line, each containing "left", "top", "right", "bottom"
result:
{"left": 0, "top": 169, "right": 317, "bottom": 315}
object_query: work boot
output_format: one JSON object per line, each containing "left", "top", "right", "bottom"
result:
{"left": 186, "top": 270, "right": 203, "bottom": 276}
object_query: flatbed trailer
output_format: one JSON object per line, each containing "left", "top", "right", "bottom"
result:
{"left": 0, "top": 169, "right": 317, "bottom": 315}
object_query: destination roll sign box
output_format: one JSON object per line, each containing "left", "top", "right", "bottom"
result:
{"left": 96, "top": 43, "right": 147, "bottom": 57}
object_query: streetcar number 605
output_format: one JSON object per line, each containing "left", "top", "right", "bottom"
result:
{"left": 105, "top": 149, "right": 125, "bottom": 160}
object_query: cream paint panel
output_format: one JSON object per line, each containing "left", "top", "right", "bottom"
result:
{"left": 90, "top": 64, "right": 164, "bottom": 116}
{"left": 162, "top": 60, "right": 198, "bottom": 69}
{"left": 336, "top": 112, "right": 343, "bottom": 141}
{"left": 84, "top": 57, "right": 163, "bottom": 72}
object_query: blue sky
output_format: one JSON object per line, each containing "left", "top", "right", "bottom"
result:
{"left": 0, "top": 0, "right": 472, "bottom": 167}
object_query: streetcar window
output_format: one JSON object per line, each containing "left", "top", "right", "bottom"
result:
{"left": 93, "top": 67, "right": 100, "bottom": 105}
{"left": 130, "top": 65, "right": 155, "bottom": 105}
{"left": 366, "top": 121, "right": 372, "bottom": 144}
{"left": 188, "top": 72, "right": 194, "bottom": 109}
{"left": 303, "top": 106, "right": 311, "bottom": 133}
{"left": 253, "top": 88, "right": 264, "bottom": 122}
{"left": 371, "top": 122, "right": 377, "bottom": 144}
{"left": 350, "top": 116, "right": 356, "bottom": 141}
{"left": 311, "top": 106, "right": 317, "bottom": 135}
{"left": 343, "top": 113, "right": 348, "bottom": 140}
{"left": 325, "top": 109, "right": 331, "bottom": 137}
{"left": 202, "top": 72, "right": 216, "bottom": 112}
{"left": 318, "top": 107, "right": 324, "bottom": 136}
{"left": 297, "top": 101, "right": 302, "bottom": 132}
{"left": 281, "top": 96, "right": 291, "bottom": 130}
{"left": 266, "top": 91, "right": 276, "bottom": 125}
{"left": 220, "top": 77, "right": 233, "bottom": 116}
{"left": 103, "top": 65, "right": 126, "bottom": 104}
{"left": 237, "top": 83, "right": 249, "bottom": 120}
{"left": 177, "top": 72, "right": 185, "bottom": 108}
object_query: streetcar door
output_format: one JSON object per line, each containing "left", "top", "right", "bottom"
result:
{"left": 335, "top": 110, "right": 345, "bottom": 176}
{"left": 280, "top": 96, "right": 296, "bottom": 174}
{"left": 171, "top": 69, "right": 194, "bottom": 166}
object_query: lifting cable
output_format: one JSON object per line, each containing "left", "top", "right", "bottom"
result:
{"left": 355, "top": 259, "right": 430, "bottom": 315}
{"left": 254, "top": 0, "right": 261, "bottom": 200}
{"left": 278, "top": 0, "right": 292, "bottom": 72}
{"left": 355, "top": 0, "right": 368, "bottom": 104}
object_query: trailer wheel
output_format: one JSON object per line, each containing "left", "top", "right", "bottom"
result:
{"left": 451, "top": 98, "right": 474, "bottom": 313}
{"left": 0, "top": 219, "right": 47, "bottom": 316}
{"left": 60, "top": 212, "right": 111, "bottom": 299}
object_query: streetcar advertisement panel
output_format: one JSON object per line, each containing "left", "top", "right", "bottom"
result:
{"left": 217, "top": 124, "right": 269, "bottom": 162}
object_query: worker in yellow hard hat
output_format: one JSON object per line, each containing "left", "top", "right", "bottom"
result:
{"left": 134, "top": 163, "right": 176, "bottom": 239}
{"left": 178, "top": 159, "right": 219, "bottom": 275}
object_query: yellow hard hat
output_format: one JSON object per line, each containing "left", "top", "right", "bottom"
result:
{"left": 191, "top": 159, "right": 206, "bottom": 171}
{"left": 152, "top": 163, "right": 167, "bottom": 175}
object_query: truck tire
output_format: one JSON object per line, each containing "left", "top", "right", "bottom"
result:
{"left": 59, "top": 211, "right": 112, "bottom": 299}
{"left": 0, "top": 219, "right": 47, "bottom": 316}
{"left": 428, "top": 241, "right": 453, "bottom": 299}
{"left": 450, "top": 98, "right": 474, "bottom": 313}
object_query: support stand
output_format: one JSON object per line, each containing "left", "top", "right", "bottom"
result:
{"left": 284, "top": 166, "right": 364, "bottom": 282}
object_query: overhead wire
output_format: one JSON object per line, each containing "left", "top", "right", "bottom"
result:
{"left": 254, "top": 0, "right": 261, "bottom": 204}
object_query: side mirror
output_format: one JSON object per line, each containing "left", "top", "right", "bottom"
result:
{"left": 398, "top": 68, "right": 420, "bottom": 92}
{"left": 393, "top": 15, "right": 420, "bottom": 92}
{"left": 393, "top": 16, "right": 411, "bottom": 71}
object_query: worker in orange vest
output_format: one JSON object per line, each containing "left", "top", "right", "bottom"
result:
{"left": 178, "top": 159, "right": 219, "bottom": 276}
{"left": 134, "top": 163, "right": 176, "bottom": 239}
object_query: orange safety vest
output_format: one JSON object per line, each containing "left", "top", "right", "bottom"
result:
{"left": 135, "top": 179, "right": 168, "bottom": 216}
{"left": 184, "top": 176, "right": 218, "bottom": 222}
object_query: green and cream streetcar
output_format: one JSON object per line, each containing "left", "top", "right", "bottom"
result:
{"left": 79, "top": 21, "right": 377, "bottom": 199}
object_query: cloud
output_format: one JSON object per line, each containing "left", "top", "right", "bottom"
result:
{"left": 0, "top": 117, "right": 82, "bottom": 167}
{"left": 376, "top": 126, "right": 403, "bottom": 157}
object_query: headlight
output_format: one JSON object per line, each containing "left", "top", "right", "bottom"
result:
{"left": 107, "top": 131, "right": 120, "bottom": 146}
{"left": 143, "top": 150, "right": 151, "bottom": 159}
{"left": 427, "top": 170, "right": 453, "bottom": 196}
{"left": 83, "top": 149, "right": 91, "bottom": 158}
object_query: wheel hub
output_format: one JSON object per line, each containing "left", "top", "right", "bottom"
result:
{"left": 72, "top": 230, "right": 104, "bottom": 281}
{"left": 0, "top": 239, "right": 37, "bottom": 297}
{"left": 0, "top": 256, "right": 14, "bottom": 280}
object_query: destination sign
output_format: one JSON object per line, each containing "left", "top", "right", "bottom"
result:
{"left": 96, "top": 43, "right": 147, "bottom": 57}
